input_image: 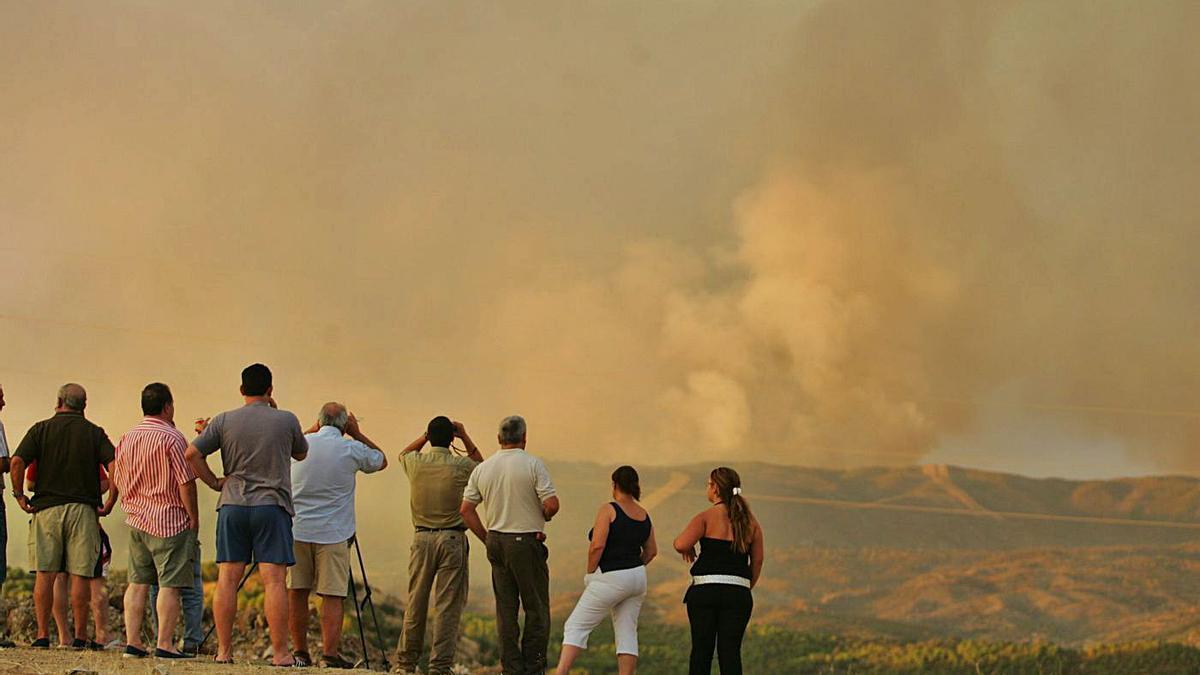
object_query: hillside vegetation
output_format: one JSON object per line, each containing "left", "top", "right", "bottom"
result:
{"left": 6, "top": 567, "right": 1199, "bottom": 674}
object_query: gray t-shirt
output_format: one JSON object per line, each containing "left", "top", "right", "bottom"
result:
{"left": 192, "top": 401, "right": 308, "bottom": 515}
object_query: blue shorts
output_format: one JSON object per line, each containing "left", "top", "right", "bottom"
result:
{"left": 216, "top": 505, "right": 295, "bottom": 565}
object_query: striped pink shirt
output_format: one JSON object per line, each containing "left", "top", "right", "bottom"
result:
{"left": 114, "top": 417, "right": 196, "bottom": 538}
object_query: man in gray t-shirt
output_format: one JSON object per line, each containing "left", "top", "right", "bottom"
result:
{"left": 193, "top": 399, "right": 307, "bottom": 515}
{"left": 185, "top": 364, "right": 308, "bottom": 667}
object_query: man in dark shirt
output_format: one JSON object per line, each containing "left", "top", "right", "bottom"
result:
{"left": 10, "top": 383, "right": 116, "bottom": 649}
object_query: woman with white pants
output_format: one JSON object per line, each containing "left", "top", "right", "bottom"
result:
{"left": 555, "top": 466, "right": 657, "bottom": 675}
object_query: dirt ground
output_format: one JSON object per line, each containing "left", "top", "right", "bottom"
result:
{"left": 0, "top": 647, "right": 364, "bottom": 674}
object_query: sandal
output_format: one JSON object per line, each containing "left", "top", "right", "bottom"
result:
{"left": 293, "top": 651, "right": 312, "bottom": 667}
{"left": 321, "top": 653, "right": 354, "bottom": 669}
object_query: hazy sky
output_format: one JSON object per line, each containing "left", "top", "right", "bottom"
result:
{"left": 2, "top": 1, "right": 1199, "bottom": 479}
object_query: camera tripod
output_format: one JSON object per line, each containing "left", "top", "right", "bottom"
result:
{"left": 348, "top": 534, "right": 391, "bottom": 670}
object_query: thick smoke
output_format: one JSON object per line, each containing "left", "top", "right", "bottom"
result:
{"left": 1, "top": 1, "right": 1198, "bottom": 474}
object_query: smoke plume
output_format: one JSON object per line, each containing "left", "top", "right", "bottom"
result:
{"left": 1, "top": 1, "right": 1198, "bottom": 474}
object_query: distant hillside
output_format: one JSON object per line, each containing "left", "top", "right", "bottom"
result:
{"left": 538, "top": 461, "right": 1200, "bottom": 645}
{"left": 39, "top": 459, "right": 1200, "bottom": 647}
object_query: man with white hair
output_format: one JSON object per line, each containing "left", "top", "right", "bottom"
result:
{"left": 10, "top": 383, "right": 115, "bottom": 650}
{"left": 287, "top": 402, "right": 387, "bottom": 669}
{"left": 460, "top": 415, "right": 559, "bottom": 675}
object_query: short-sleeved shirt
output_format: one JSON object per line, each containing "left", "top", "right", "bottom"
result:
{"left": 191, "top": 401, "right": 308, "bottom": 515}
{"left": 291, "top": 426, "right": 385, "bottom": 544}
{"left": 15, "top": 411, "right": 115, "bottom": 510}
{"left": 462, "top": 448, "right": 556, "bottom": 533}
{"left": 401, "top": 446, "right": 480, "bottom": 530}
{"left": 113, "top": 417, "right": 197, "bottom": 538}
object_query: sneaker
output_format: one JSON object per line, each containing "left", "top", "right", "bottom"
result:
{"left": 0, "top": 638, "right": 14, "bottom": 648}
{"left": 30, "top": 637, "right": 50, "bottom": 649}
{"left": 155, "top": 648, "right": 195, "bottom": 659}
{"left": 70, "top": 638, "right": 87, "bottom": 650}
{"left": 123, "top": 645, "right": 149, "bottom": 659}
{"left": 322, "top": 653, "right": 354, "bottom": 669}
{"left": 293, "top": 651, "right": 312, "bottom": 668}
{"left": 85, "top": 640, "right": 104, "bottom": 651}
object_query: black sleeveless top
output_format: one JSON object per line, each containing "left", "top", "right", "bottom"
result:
{"left": 689, "top": 537, "right": 752, "bottom": 580}
{"left": 588, "top": 502, "right": 652, "bottom": 572}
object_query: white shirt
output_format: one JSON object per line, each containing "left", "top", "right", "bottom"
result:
{"left": 291, "top": 426, "right": 385, "bottom": 544}
{"left": 463, "top": 448, "right": 556, "bottom": 533}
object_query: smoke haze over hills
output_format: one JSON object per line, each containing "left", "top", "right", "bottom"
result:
{"left": 2, "top": 1, "right": 1200, "bottom": 476}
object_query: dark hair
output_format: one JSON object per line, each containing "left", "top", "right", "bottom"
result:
{"left": 141, "top": 382, "right": 173, "bottom": 416}
{"left": 711, "top": 467, "right": 754, "bottom": 554}
{"left": 427, "top": 416, "right": 455, "bottom": 448}
{"left": 241, "top": 363, "right": 272, "bottom": 397}
{"left": 612, "top": 465, "right": 641, "bottom": 500}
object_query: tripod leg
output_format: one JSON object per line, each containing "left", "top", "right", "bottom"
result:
{"left": 352, "top": 537, "right": 391, "bottom": 669}
{"left": 348, "top": 566, "right": 369, "bottom": 669}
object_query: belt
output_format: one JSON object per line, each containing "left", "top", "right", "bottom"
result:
{"left": 415, "top": 526, "right": 466, "bottom": 533}
{"left": 690, "top": 574, "right": 751, "bottom": 589}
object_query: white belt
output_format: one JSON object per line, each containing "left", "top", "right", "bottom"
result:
{"left": 690, "top": 574, "right": 750, "bottom": 589}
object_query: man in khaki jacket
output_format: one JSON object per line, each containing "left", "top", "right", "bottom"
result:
{"left": 394, "top": 417, "right": 484, "bottom": 675}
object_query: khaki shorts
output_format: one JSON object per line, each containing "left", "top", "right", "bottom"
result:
{"left": 287, "top": 539, "right": 350, "bottom": 597}
{"left": 128, "top": 527, "right": 197, "bottom": 588}
{"left": 29, "top": 503, "right": 101, "bottom": 577}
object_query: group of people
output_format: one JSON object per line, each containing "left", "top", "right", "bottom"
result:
{"left": 0, "top": 364, "right": 766, "bottom": 674}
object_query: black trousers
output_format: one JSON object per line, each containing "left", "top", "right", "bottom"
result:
{"left": 685, "top": 584, "right": 753, "bottom": 674}
{"left": 485, "top": 532, "right": 550, "bottom": 675}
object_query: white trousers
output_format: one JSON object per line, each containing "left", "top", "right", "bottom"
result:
{"left": 561, "top": 565, "right": 648, "bottom": 656}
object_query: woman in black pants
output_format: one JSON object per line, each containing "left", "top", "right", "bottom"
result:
{"left": 673, "top": 467, "right": 764, "bottom": 675}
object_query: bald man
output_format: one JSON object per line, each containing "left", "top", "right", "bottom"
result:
{"left": 10, "top": 383, "right": 115, "bottom": 649}
{"left": 286, "top": 402, "right": 387, "bottom": 668}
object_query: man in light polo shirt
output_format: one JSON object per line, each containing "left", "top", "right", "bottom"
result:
{"left": 287, "top": 402, "right": 386, "bottom": 669}
{"left": 105, "top": 382, "right": 199, "bottom": 659}
{"left": 185, "top": 363, "right": 308, "bottom": 667}
{"left": 394, "top": 416, "right": 484, "bottom": 675}
{"left": 460, "top": 415, "right": 559, "bottom": 675}
{"left": 10, "top": 383, "right": 115, "bottom": 650}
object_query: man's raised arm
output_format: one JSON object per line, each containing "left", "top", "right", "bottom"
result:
{"left": 290, "top": 414, "right": 308, "bottom": 461}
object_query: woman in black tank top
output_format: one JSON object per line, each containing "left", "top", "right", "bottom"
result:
{"left": 554, "top": 466, "right": 658, "bottom": 675}
{"left": 673, "top": 467, "right": 765, "bottom": 675}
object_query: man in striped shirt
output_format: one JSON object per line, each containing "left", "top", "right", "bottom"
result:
{"left": 104, "top": 383, "right": 199, "bottom": 659}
